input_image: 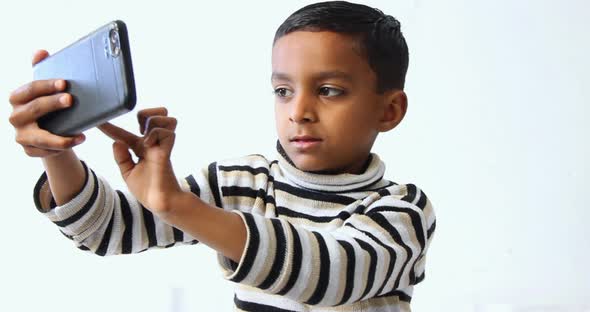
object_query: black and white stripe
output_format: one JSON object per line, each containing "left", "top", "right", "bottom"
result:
{"left": 33, "top": 153, "right": 435, "bottom": 310}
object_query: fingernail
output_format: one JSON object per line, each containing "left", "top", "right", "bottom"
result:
{"left": 54, "top": 80, "right": 64, "bottom": 90}
{"left": 59, "top": 95, "right": 70, "bottom": 106}
{"left": 74, "top": 136, "right": 85, "bottom": 144}
{"left": 143, "top": 116, "right": 151, "bottom": 134}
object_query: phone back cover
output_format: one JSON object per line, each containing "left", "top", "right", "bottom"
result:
{"left": 34, "top": 21, "right": 135, "bottom": 136}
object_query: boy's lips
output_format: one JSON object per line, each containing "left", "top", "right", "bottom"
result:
{"left": 290, "top": 135, "right": 322, "bottom": 150}
{"left": 290, "top": 135, "right": 321, "bottom": 142}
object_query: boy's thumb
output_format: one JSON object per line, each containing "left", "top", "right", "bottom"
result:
{"left": 112, "top": 141, "right": 135, "bottom": 179}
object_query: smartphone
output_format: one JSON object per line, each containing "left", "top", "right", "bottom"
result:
{"left": 33, "top": 20, "right": 136, "bottom": 137}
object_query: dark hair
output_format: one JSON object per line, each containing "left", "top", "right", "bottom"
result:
{"left": 273, "top": 1, "right": 409, "bottom": 92}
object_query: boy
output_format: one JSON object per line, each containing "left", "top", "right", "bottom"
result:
{"left": 8, "top": 1, "right": 436, "bottom": 311}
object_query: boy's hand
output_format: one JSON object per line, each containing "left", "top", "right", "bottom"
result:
{"left": 97, "top": 107, "right": 182, "bottom": 215}
{"left": 8, "top": 50, "right": 86, "bottom": 158}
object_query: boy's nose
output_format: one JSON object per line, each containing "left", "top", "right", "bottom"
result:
{"left": 289, "top": 95, "right": 317, "bottom": 123}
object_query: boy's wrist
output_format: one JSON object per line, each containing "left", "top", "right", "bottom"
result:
{"left": 157, "top": 189, "right": 199, "bottom": 221}
{"left": 159, "top": 188, "right": 246, "bottom": 262}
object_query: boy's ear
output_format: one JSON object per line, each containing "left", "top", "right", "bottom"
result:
{"left": 377, "top": 90, "right": 407, "bottom": 132}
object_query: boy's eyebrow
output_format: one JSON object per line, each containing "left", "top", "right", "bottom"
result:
{"left": 271, "top": 70, "right": 354, "bottom": 83}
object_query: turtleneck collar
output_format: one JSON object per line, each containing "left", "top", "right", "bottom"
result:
{"left": 275, "top": 140, "right": 386, "bottom": 193}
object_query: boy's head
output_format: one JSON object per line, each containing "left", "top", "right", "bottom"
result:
{"left": 272, "top": 1, "right": 409, "bottom": 174}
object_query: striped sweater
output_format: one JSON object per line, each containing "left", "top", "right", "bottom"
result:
{"left": 33, "top": 151, "right": 436, "bottom": 311}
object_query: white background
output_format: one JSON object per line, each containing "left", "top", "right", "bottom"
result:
{"left": 0, "top": 0, "right": 588, "bottom": 311}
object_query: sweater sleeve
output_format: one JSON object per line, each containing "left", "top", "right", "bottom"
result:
{"left": 218, "top": 185, "right": 436, "bottom": 307}
{"left": 33, "top": 160, "right": 221, "bottom": 256}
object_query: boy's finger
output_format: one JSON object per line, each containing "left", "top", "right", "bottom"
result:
{"left": 137, "top": 107, "right": 168, "bottom": 134}
{"left": 9, "top": 79, "right": 67, "bottom": 105}
{"left": 98, "top": 122, "right": 144, "bottom": 157}
{"left": 32, "top": 50, "right": 50, "bottom": 66}
{"left": 98, "top": 122, "right": 139, "bottom": 144}
{"left": 22, "top": 145, "right": 62, "bottom": 158}
{"left": 112, "top": 141, "right": 136, "bottom": 180}
{"left": 9, "top": 93, "right": 71, "bottom": 127}
{"left": 143, "top": 116, "right": 177, "bottom": 135}
{"left": 144, "top": 128, "right": 176, "bottom": 152}
{"left": 16, "top": 128, "right": 84, "bottom": 151}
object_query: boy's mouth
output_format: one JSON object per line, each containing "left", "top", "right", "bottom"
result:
{"left": 290, "top": 135, "right": 322, "bottom": 142}
{"left": 290, "top": 135, "right": 322, "bottom": 150}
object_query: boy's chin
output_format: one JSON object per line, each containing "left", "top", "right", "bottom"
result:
{"left": 296, "top": 164, "right": 326, "bottom": 173}
{"left": 290, "top": 155, "right": 333, "bottom": 173}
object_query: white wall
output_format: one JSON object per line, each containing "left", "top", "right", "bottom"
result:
{"left": 0, "top": 0, "right": 588, "bottom": 311}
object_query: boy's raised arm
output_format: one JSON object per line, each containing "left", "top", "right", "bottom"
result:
{"left": 9, "top": 50, "right": 210, "bottom": 256}
{"left": 8, "top": 50, "right": 88, "bottom": 207}
{"left": 30, "top": 109, "right": 219, "bottom": 256}
{"left": 41, "top": 150, "right": 86, "bottom": 207}
{"left": 33, "top": 158, "right": 204, "bottom": 255}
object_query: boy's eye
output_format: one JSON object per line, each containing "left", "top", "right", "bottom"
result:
{"left": 318, "top": 87, "right": 344, "bottom": 97}
{"left": 273, "top": 87, "right": 293, "bottom": 97}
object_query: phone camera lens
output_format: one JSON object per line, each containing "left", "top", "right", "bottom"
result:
{"left": 109, "top": 28, "right": 119, "bottom": 44}
{"left": 108, "top": 28, "right": 121, "bottom": 57}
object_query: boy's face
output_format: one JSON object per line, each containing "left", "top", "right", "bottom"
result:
{"left": 272, "top": 31, "right": 390, "bottom": 174}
